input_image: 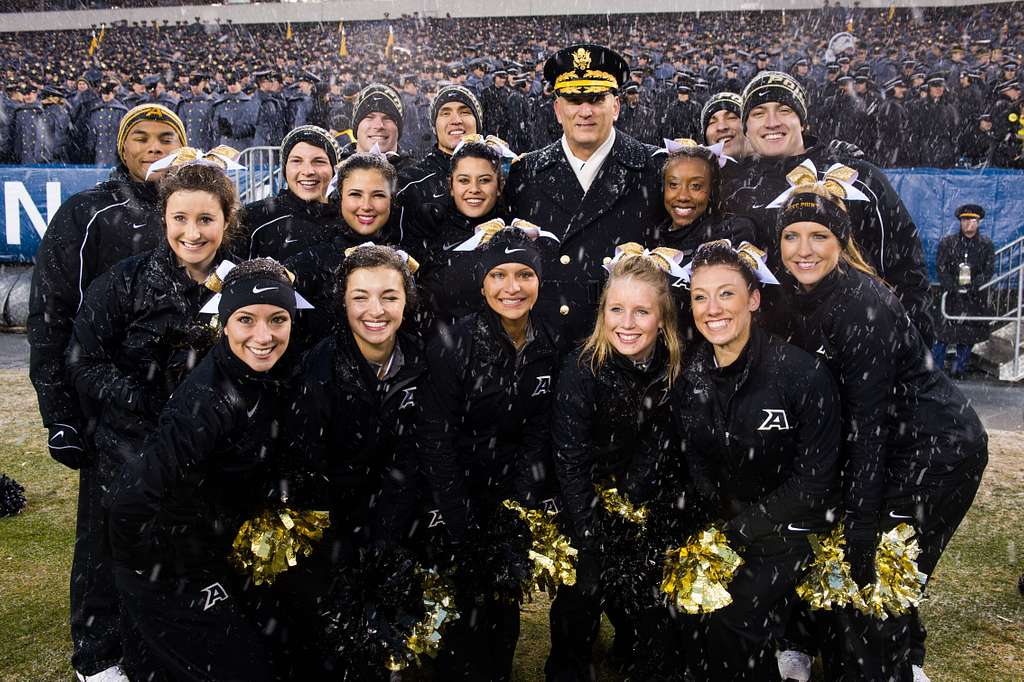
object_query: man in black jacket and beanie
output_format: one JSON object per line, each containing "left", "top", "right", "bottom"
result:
{"left": 506, "top": 44, "right": 664, "bottom": 344}
{"left": 932, "top": 204, "right": 996, "bottom": 377}
{"left": 725, "top": 71, "right": 935, "bottom": 346}
{"left": 27, "top": 103, "right": 186, "bottom": 682}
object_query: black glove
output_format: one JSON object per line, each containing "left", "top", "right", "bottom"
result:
{"left": 827, "top": 138, "right": 866, "bottom": 162}
{"left": 847, "top": 541, "right": 877, "bottom": 586}
{"left": 47, "top": 423, "right": 88, "bottom": 469}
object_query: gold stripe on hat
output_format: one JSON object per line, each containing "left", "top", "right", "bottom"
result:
{"left": 554, "top": 78, "right": 618, "bottom": 91}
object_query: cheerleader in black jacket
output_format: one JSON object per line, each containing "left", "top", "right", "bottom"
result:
{"left": 414, "top": 135, "right": 518, "bottom": 331}
{"left": 671, "top": 240, "right": 842, "bottom": 681}
{"left": 284, "top": 152, "right": 423, "bottom": 349}
{"left": 416, "top": 222, "right": 563, "bottom": 680}
{"left": 245, "top": 125, "right": 346, "bottom": 261}
{"left": 773, "top": 185, "right": 987, "bottom": 681}
{"left": 68, "top": 155, "right": 243, "bottom": 493}
{"left": 274, "top": 244, "right": 425, "bottom": 679}
{"left": 107, "top": 258, "right": 302, "bottom": 682}
{"left": 546, "top": 246, "right": 685, "bottom": 681}
{"left": 651, "top": 140, "right": 758, "bottom": 343}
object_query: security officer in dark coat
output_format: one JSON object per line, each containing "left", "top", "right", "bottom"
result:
{"left": 506, "top": 73, "right": 536, "bottom": 153}
{"left": 211, "top": 72, "right": 256, "bottom": 149}
{"left": 252, "top": 69, "right": 288, "bottom": 147}
{"left": 175, "top": 72, "right": 215, "bottom": 151}
{"left": 908, "top": 73, "right": 960, "bottom": 167}
{"left": 933, "top": 204, "right": 996, "bottom": 376}
{"left": 286, "top": 70, "right": 319, "bottom": 130}
{"left": 28, "top": 104, "right": 186, "bottom": 681}
{"left": 724, "top": 71, "right": 935, "bottom": 346}
{"left": 507, "top": 44, "right": 665, "bottom": 343}
{"left": 84, "top": 82, "right": 129, "bottom": 166}
{"left": 479, "top": 67, "right": 513, "bottom": 142}
{"left": 660, "top": 83, "right": 702, "bottom": 140}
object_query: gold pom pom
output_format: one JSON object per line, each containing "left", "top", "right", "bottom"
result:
{"left": 503, "top": 499, "right": 578, "bottom": 596}
{"left": 229, "top": 507, "right": 330, "bottom": 585}
{"left": 795, "top": 523, "right": 867, "bottom": 611}
{"left": 595, "top": 484, "right": 648, "bottom": 526}
{"left": 203, "top": 271, "right": 223, "bottom": 293}
{"left": 661, "top": 525, "right": 744, "bottom": 614}
{"left": 858, "top": 522, "right": 928, "bottom": 620}
{"left": 1010, "top": 113, "right": 1019, "bottom": 122}
{"left": 386, "top": 568, "right": 460, "bottom": 671}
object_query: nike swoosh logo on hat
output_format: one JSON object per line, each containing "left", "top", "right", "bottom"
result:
{"left": 504, "top": 247, "right": 525, "bottom": 254}
{"left": 252, "top": 285, "right": 278, "bottom": 294}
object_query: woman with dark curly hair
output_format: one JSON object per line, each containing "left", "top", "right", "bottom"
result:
{"left": 68, "top": 151, "right": 245, "bottom": 502}
{"left": 108, "top": 257, "right": 301, "bottom": 681}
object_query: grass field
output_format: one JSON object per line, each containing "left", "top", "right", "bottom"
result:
{"left": 1, "top": 367, "right": 1022, "bottom": 682}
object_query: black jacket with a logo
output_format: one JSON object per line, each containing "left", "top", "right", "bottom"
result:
{"left": 551, "top": 343, "right": 679, "bottom": 543}
{"left": 416, "top": 309, "right": 564, "bottom": 538}
{"left": 772, "top": 264, "right": 987, "bottom": 564}
{"left": 671, "top": 327, "right": 842, "bottom": 545}
{"left": 244, "top": 188, "right": 347, "bottom": 262}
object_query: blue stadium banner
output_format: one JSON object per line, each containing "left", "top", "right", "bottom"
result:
{"left": 1, "top": 164, "right": 1022, "bottom": 279}
{"left": 1, "top": 165, "right": 113, "bottom": 264}
{"left": 887, "top": 167, "right": 1024, "bottom": 280}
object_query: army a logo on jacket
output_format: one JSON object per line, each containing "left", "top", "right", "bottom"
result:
{"left": 758, "top": 409, "right": 791, "bottom": 431}
{"left": 532, "top": 375, "right": 552, "bottom": 397}
{"left": 399, "top": 387, "right": 417, "bottom": 410}
{"left": 200, "top": 582, "right": 229, "bottom": 611}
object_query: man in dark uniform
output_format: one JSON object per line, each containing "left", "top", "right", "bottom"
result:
{"left": 725, "top": 70, "right": 935, "bottom": 345}
{"left": 958, "top": 112, "right": 996, "bottom": 167}
{"left": 11, "top": 83, "right": 50, "bottom": 164}
{"left": 989, "top": 80, "right": 1022, "bottom": 167}
{"left": 40, "top": 84, "right": 72, "bottom": 163}
{"left": 874, "top": 77, "right": 912, "bottom": 167}
{"left": 399, "top": 73, "right": 432, "bottom": 158}
{"left": 617, "top": 82, "right": 659, "bottom": 146}
{"left": 660, "top": 82, "right": 702, "bottom": 140}
{"left": 29, "top": 104, "right": 186, "bottom": 682}
{"left": 479, "top": 66, "right": 513, "bottom": 144}
{"left": 508, "top": 44, "right": 664, "bottom": 342}
{"left": 84, "top": 82, "right": 128, "bottom": 166}
{"left": 506, "top": 72, "right": 535, "bottom": 153}
{"left": 252, "top": 68, "right": 287, "bottom": 147}
{"left": 211, "top": 70, "right": 256, "bottom": 150}
{"left": 286, "top": 69, "right": 318, "bottom": 130}
{"left": 908, "top": 72, "right": 960, "bottom": 167}
{"left": 175, "top": 71, "right": 214, "bottom": 150}
{"left": 933, "top": 204, "right": 996, "bottom": 377}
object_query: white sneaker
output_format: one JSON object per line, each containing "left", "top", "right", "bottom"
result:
{"left": 913, "top": 665, "right": 932, "bottom": 682}
{"left": 75, "top": 665, "right": 129, "bottom": 682}
{"left": 776, "top": 649, "right": 812, "bottom": 682}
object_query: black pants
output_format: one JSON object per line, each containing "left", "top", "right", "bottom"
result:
{"left": 797, "top": 449, "right": 988, "bottom": 681}
{"left": 114, "top": 565, "right": 273, "bottom": 682}
{"left": 70, "top": 465, "right": 121, "bottom": 675}
{"left": 434, "top": 588, "right": 521, "bottom": 681}
{"left": 544, "top": 550, "right": 648, "bottom": 682}
{"left": 682, "top": 535, "right": 810, "bottom": 682}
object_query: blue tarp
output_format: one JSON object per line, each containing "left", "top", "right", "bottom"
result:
{"left": 2, "top": 164, "right": 1023, "bottom": 280}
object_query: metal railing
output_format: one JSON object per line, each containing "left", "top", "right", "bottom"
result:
{"left": 235, "top": 146, "right": 282, "bottom": 205}
{"left": 941, "top": 233, "right": 1024, "bottom": 380}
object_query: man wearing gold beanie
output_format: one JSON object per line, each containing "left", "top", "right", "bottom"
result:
{"left": 27, "top": 102, "right": 186, "bottom": 682}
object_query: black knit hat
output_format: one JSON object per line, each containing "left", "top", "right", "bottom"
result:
{"left": 476, "top": 227, "right": 544, "bottom": 283}
{"left": 700, "top": 91, "right": 742, "bottom": 142}
{"left": 429, "top": 84, "right": 483, "bottom": 131}
{"left": 741, "top": 71, "right": 808, "bottom": 125}
{"left": 351, "top": 84, "right": 404, "bottom": 138}
{"left": 776, "top": 187, "right": 851, "bottom": 243}
{"left": 280, "top": 125, "right": 340, "bottom": 168}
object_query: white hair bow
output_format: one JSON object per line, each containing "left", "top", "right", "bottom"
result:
{"left": 452, "top": 218, "right": 559, "bottom": 251}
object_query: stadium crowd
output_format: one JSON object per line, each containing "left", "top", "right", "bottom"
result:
{"left": 3, "top": 3, "right": 1024, "bottom": 166}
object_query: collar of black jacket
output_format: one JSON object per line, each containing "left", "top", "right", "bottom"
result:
{"left": 533, "top": 128, "right": 649, "bottom": 172}
{"left": 685, "top": 322, "right": 764, "bottom": 391}
{"left": 213, "top": 333, "right": 295, "bottom": 387}
{"left": 333, "top": 320, "right": 425, "bottom": 390}
{"left": 786, "top": 260, "right": 849, "bottom": 312}
{"left": 280, "top": 186, "right": 339, "bottom": 218}
{"left": 105, "top": 165, "right": 160, "bottom": 205}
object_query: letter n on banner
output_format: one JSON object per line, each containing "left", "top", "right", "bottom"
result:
{"left": 4, "top": 180, "right": 60, "bottom": 247}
